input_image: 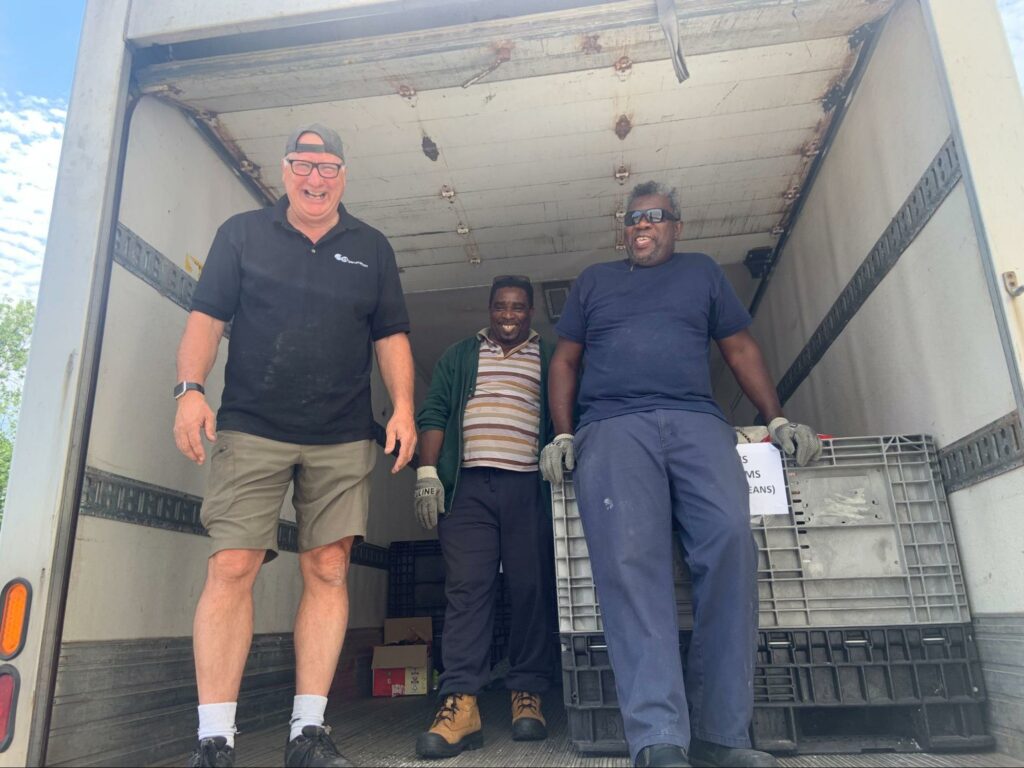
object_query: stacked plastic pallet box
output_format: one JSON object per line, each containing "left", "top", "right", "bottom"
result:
{"left": 555, "top": 436, "right": 994, "bottom": 755}
{"left": 387, "top": 540, "right": 512, "bottom": 673}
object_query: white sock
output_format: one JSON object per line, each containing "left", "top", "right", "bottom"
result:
{"left": 197, "top": 702, "right": 238, "bottom": 748}
{"left": 290, "top": 694, "right": 328, "bottom": 741}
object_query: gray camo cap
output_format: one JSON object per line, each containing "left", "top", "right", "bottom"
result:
{"left": 284, "top": 123, "right": 344, "bottom": 161}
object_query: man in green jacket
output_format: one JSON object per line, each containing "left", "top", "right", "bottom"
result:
{"left": 413, "top": 275, "right": 556, "bottom": 759}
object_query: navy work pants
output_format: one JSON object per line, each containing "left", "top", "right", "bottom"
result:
{"left": 574, "top": 410, "right": 757, "bottom": 762}
{"left": 437, "top": 467, "right": 556, "bottom": 695}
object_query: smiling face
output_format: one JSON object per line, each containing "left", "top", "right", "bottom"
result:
{"left": 488, "top": 286, "right": 533, "bottom": 350}
{"left": 624, "top": 193, "right": 683, "bottom": 268}
{"left": 281, "top": 131, "right": 346, "bottom": 231}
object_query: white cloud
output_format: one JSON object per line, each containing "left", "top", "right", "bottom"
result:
{"left": 0, "top": 91, "right": 65, "bottom": 304}
{"left": 1000, "top": 0, "right": 1024, "bottom": 90}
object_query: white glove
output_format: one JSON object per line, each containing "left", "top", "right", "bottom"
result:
{"left": 414, "top": 466, "right": 444, "bottom": 530}
{"left": 768, "top": 417, "right": 822, "bottom": 467}
{"left": 539, "top": 433, "right": 575, "bottom": 485}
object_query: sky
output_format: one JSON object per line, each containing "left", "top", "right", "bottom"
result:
{"left": 1, "top": 0, "right": 1023, "bottom": 306}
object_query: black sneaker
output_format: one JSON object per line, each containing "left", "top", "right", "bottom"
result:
{"left": 187, "top": 736, "right": 235, "bottom": 767}
{"left": 285, "top": 725, "right": 353, "bottom": 767}
{"left": 689, "top": 738, "right": 777, "bottom": 767}
{"left": 635, "top": 743, "right": 690, "bottom": 768}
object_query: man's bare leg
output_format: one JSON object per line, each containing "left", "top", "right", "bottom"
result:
{"left": 192, "top": 547, "right": 264, "bottom": 758}
{"left": 194, "top": 548, "right": 265, "bottom": 703}
{"left": 294, "top": 537, "right": 353, "bottom": 695}
{"left": 284, "top": 538, "right": 354, "bottom": 765}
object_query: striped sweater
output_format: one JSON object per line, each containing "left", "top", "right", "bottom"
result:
{"left": 462, "top": 329, "right": 542, "bottom": 471}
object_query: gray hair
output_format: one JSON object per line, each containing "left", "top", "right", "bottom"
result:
{"left": 627, "top": 182, "right": 681, "bottom": 219}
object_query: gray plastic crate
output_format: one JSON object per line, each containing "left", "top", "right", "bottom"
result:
{"left": 552, "top": 435, "right": 970, "bottom": 633}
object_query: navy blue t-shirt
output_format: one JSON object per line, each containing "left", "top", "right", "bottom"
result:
{"left": 555, "top": 253, "right": 751, "bottom": 427}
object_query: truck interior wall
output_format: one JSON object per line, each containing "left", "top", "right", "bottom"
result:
{"left": 713, "top": 0, "right": 1024, "bottom": 756}
{"left": 45, "top": 96, "right": 424, "bottom": 766}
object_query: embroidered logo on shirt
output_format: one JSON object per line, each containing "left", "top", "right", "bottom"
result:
{"left": 334, "top": 253, "right": 368, "bottom": 268}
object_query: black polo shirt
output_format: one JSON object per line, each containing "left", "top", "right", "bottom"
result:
{"left": 191, "top": 196, "right": 410, "bottom": 444}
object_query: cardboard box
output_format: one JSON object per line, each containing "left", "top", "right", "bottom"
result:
{"left": 371, "top": 617, "right": 433, "bottom": 697}
{"left": 371, "top": 644, "right": 431, "bottom": 696}
{"left": 384, "top": 617, "right": 432, "bottom": 645}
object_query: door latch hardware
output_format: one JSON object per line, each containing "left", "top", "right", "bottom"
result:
{"left": 1003, "top": 271, "right": 1024, "bottom": 298}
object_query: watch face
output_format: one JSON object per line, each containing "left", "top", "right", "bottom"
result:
{"left": 173, "top": 382, "right": 186, "bottom": 399}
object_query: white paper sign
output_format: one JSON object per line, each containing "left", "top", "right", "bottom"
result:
{"left": 736, "top": 443, "right": 788, "bottom": 516}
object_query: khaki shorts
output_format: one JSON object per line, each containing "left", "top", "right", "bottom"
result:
{"left": 200, "top": 430, "right": 377, "bottom": 561}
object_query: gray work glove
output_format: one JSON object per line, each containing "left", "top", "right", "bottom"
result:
{"left": 540, "top": 433, "right": 575, "bottom": 485}
{"left": 768, "top": 417, "right": 823, "bottom": 467}
{"left": 414, "top": 466, "right": 445, "bottom": 530}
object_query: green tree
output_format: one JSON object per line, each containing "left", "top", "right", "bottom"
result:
{"left": 0, "top": 298, "right": 35, "bottom": 527}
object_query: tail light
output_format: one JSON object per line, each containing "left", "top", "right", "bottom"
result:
{"left": 0, "top": 580, "right": 31, "bottom": 660}
{"left": 0, "top": 665, "right": 18, "bottom": 752}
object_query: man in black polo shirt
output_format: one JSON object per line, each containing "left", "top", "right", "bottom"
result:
{"left": 173, "top": 124, "right": 416, "bottom": 768}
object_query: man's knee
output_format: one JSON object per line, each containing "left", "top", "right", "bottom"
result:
{"left": 207, "top": 548, "right": 264, "bottom": 587}
{"left": 302, "top": 538, "right": 353, "bottom": 587}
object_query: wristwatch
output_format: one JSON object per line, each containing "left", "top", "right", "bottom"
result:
{"left": 173, "top": 381, "right": 205, "bottom": 400}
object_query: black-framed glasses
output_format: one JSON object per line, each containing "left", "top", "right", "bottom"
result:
{"left": 286, "top": 159, "right": 343, "bottom": 179}
{"left": 624, "top": 208, "right": 680, "bottom": 226}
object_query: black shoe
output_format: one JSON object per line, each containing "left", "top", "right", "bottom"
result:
{"left": 285, "top": 725, "right": 353, "bottom": 767}
{"left": 689, "top": 738, "right": 777, "bottom": 767}
{"left": 635, "top": 743, "right": 690, "bottom": 767}
{"left": 187, "top": 736, "right": 235, "bottom": 767}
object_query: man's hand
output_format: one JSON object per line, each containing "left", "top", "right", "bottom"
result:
{"left": 768, "top": 417, "right": 822, "bottom": 467}
{"left": 540, "top": 433, "right": 575, "bottom": 484}
{"left": 414, "top": 466, "right": 444, "bottom": 529}
{"left": 173, "top": 391, "right": 217, "bottom": 464}
{"left": 385, "top": 409, "right": 417, "bottom": 474}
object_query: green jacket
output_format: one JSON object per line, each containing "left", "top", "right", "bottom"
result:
{"left": 415, "top": 333, "right": 556, "bottom": 515}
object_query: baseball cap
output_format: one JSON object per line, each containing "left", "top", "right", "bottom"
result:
{"left": 284, "top": 123, "right": 345, "bottom": 161}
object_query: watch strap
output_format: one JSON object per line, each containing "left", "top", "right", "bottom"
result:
{"left": 173, "top": 381, "right": 205, "bottom": 399}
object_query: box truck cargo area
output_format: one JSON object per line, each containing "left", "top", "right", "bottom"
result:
{"left": 1, "top": 0, "right": 1023, "bottom": 765}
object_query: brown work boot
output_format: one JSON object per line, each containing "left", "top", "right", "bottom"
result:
{"left": 415, "top": 693, "right": 483, "bottom": 759}
{"left": 510, "top": 690, "right": 547, "bottom": 741}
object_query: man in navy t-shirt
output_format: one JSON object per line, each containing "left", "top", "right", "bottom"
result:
{"left": 541, "top": 182, "right": 821, "bottom": 768}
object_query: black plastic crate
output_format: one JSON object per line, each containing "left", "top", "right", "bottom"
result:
{"left": 755, "top": 625, "right": 987, "bottom": 705}
{"left": 562, "top": 625, "right": 992, "bottom": 756}
{"left": 387, "top": 540, "right": 445, "bottom": 617}
{"left": 752, "top": 702, "right": 992, "bottom": 754}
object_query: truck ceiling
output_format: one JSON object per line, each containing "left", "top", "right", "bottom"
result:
{"left": 129, "top": 0, "right": 894, "bottom": 296}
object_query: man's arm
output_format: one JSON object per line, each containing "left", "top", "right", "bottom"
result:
{"left": 374, "top": 331, "right": 417, "bottom": 473}
{"left": 718, "top": 329, "right": 822, "bottom": 465}
{"left": 715, "top": 329, "right": 783, "bottom": 423}
{"left": 417, "top": 429, "right": 444, "bottom": 468}
{"left": 173, "top": 311, "right": 226, "bottom": 464}
{"left": 540, "top": 338, "right": 585, "bottom": 484}
{"left": 411, "top": 346, "right": 456, "bottom": 530}
{"left": 549, "top": 338, "right": 584, "bottom": 434}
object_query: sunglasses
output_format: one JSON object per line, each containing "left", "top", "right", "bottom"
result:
{"left": 624, "top": 208, "right": 680, "bottom": 226}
